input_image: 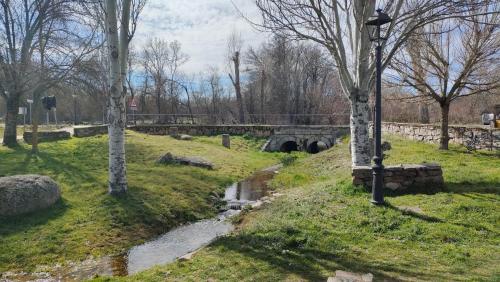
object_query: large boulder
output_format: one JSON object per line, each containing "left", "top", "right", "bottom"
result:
{"left": 0, "top": 175, "right": 61, "bottom": 217}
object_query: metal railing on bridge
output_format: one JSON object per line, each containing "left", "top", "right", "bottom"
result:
{"left": 126, "top": 113, "right": 350, "bottom": 126}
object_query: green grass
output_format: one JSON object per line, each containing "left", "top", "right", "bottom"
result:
{"left": 108, "top": 135, "right": 500, "bottom": 282}
{"left": 0, "top": 131, "right": 282, "bottom": 272}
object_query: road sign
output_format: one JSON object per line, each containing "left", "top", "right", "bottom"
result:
{"left": 42, "top": 96, "right": 56, "bottom": 110}
{"left": 18, "top": 107, "right": 27, "bottom": 115}
{"left": 129, "top": 98, "right": 137, "bottom": 107}
{"left": 129, "top": 98, "right": 138, "bottom": 112}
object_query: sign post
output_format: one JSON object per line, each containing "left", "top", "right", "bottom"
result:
{"left": 129, "top": 98, "right": 138, "bottom": 125}
{"left": 27, "top": 99, "right": 33, "bottom": 125}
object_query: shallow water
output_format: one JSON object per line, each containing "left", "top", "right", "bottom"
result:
{"left": 126, "top": 210, "right": 238, "bottom": 274}
{"left": 124, "top": 169, "right": 277, "bottom": 274}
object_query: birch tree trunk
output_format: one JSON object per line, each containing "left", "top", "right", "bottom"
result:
{"left": 105, "top": 0, "right": 131, "bottom": 195}
{"left": 349, "top": 88, "right": 371, "bottom": 166}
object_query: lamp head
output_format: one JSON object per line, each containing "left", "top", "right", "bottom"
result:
{"left": 365, "top": 9, "right": 393, "bottom": 27}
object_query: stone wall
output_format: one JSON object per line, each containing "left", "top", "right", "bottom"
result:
{"left": 23, "top": 131, "right": 71, "bottom": 144}
{"left": 130, "top": 125, "right": 350, "bottom": 138}
{"left": 352, "top": 164, "right": 444, "bottom": 192}
{"left": 74, "top": 125, "right": 108, "bottom": 138}
{"left": 377, "top": 122, "right": 499, "bottom": 151}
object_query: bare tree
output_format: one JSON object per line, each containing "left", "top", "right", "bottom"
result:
{"left": 167, "top": 41, "right": 188, "bottom": 122}
{"left": 245, "top": 36, "right": 345, "bottom": 125}
{"left": 142, "top": 38, "right": 169, "bottom": 120}
{"left": 208, "top": 67, "right": 224, "bottom": 123}
{"left": 227, "top": 30, "right": 245, "bottom": 123}
{"left": 0, "top": 1, "right": 61, "bottom": 146}
{"left": 0, "top": 1, "right": 99, "bottom": 148}
{"left": 389, "top": 2, "right": 500, "bottom": 149}
{"left": 253, "top": 0, "right": 485, "bottom": 165}
{"left": 141, "top": 38, "right": 188, "bottom": 122}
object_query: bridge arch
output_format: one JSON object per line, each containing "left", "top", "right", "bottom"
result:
{"left": 277, "top": 136, "right": 301, "bottom": 153}
{"left": 306, "top": 137, "right": 333, "bottom": 154}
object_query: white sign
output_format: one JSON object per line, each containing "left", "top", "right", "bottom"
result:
{"left": 18, "top": 107, "right": 27, "bottom": 115}
{"left": 27, "top": 99, "right": 33, "bottom": 104}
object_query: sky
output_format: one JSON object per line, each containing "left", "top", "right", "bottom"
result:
{"left": 134, "top": 0, "right": 270, "bottom": 75}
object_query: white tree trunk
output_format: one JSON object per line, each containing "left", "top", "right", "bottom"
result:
{"left": 349, "top": 88, "right": 371, "bottom": 166}
{"left": 105, "top": 0, "right": 130, "bottom": 195}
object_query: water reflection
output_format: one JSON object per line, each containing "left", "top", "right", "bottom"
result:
{"left": 224, "top": 170, "right": 275, "bottom": 203}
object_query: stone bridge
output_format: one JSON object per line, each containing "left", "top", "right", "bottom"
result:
{"left": 261, "top": 127, "right": 347, "bottom": 153}
{"left": 130, "top": 125, "right": 350, "bottom": 153}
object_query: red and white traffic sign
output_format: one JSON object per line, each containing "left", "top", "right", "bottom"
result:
{"left": 129, "top": 98, "right": 138, "bottom": 111}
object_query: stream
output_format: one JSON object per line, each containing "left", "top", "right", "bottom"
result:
{"left": 125, "top": 166, "right": 279, "bottom": 274}
{"left": 1, "top": 166, "right": 279, "bottom": 281}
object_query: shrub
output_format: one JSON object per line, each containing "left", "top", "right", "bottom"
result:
{"left": 280, "top": 154, "right": 298, "bottom": 166}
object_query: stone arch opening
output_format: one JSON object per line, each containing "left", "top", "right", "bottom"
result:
{"left": 307, "top": 141, "right": 329, "bottom": 154}
{"left": 280, "top": 141, "right": 299, "bottom": 153}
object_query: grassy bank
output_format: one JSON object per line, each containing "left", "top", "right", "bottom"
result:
{"left": 113, "top": 136, "right": 500, "bottom": 281}
{"left": 0, "top": 131, "right": 281, "bottom": 272}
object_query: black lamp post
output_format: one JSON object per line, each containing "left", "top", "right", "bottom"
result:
{"left": 366, "top": 9, "right": 392, "bottom": 205}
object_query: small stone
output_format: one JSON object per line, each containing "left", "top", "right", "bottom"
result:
{"left": 399, "top": 206, "right": 423, "bottom": 214}
{"left": 178, "top": 251, "right": 196, "bottom": 261}
{"left": 222, "top": 134, "right": 231, "bottom": 149}
{"left": 251, "top": 201, "right": 263, "bottom": 208}
{"left": 328, "top": 270, "right": 373, "bottom": 282}
{"left": 381, "top": 141, "right": 392, "bottom": 151}
{"left": 168, "top": 127, "right": 179, "bottom": 137}
{"left": 179, "top": 134, "right": 193, "bottom": 141}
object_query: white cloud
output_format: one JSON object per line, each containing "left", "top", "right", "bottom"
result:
{"left": 133, "top": 0, "right": 269, "bottom": 74}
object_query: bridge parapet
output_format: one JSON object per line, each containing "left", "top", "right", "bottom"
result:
{"left": 130, "top": 124, "right": 350, "bottom": 153}
{"left": 130, "top": 124, "right": 349, "bottom": 137}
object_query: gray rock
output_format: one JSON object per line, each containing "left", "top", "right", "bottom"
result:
{"left": 0, "top": 175, "right": 61, "bottom": 216}
{"left": 179, "top": 134, "right": 193, "bottom": 141}
{"left": 328, "top": 270, "right": 373, "bottom": 282}
{"left": 385, "top": 182, "right": 402, "bottom": 190}
{"left": 381, "top": 141, "right": 392, "bottom": 151}
{"left": 222, "top": 134, "right": 230, "bottom": 149}
{"left": 157, "top": 153, "right": 214, "bottom": 170}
